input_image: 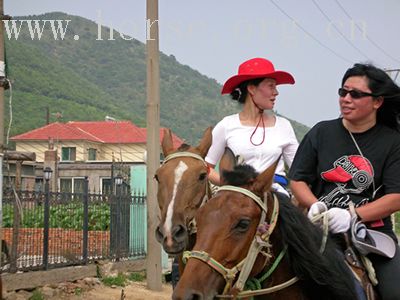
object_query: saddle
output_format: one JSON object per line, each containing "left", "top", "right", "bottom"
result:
{"left": 343, "top": 230, "right": 378, "bottom": 300}
{"left": 342, "top": 217, "right": 396, "bottom": 300}
{"left": 309, "top": 202, "right": 396, "bottom": 300}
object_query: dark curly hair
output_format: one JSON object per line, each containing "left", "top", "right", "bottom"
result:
{"left": 229, "top": 78, "right": 265, "bottom": 103}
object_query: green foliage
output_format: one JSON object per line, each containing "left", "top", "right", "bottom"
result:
{"left": 101, "top": 271, "right": 146, "bottom": 287}
{"left": 74, "top": 287, "right": 83, "bottom": 295}
{"left": 5, "top": 12, "right": 308, "bottom": 146}
{"left": 29, "top": 289, "right": 44, "bottom": 300}
{"left": 2, "top": 203, "right": 110, "bottom": 230}
{"left": 102, "top": 273, "right": 127, "bottom": 287}
{"left": 128, "top": 271, "right": 146, "bottom": 282}
{"left": 395, "top": 212, "right": 400, "bottom": 236}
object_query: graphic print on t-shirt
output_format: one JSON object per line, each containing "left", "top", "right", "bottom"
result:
{"left": 319, "top": 155, "right": 373, "bottom": 208}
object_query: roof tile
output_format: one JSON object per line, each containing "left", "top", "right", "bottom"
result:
{"left": 11, "top": 121, "right": 184, "bottom": 148}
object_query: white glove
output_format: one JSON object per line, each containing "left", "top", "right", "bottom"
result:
{"left": 307, "top": 201, "right": 328, "bottom": 221}
{"left": 327, "top": 208, "right": 351, "bottom": 233}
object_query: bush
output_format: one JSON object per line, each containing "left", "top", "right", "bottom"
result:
{"left": 128, "top": 271, "right": 146, "bottom": 282}
{"left": 102, "top": 273, "right": 127, "bottom": 287}
{"left": 29, "top": 289, "right": 44, "bottom": 300}
{"left": 2, "top": 203, "right": 110, "bottom": 230}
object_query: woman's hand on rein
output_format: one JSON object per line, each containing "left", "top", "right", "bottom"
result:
{"left": 326, "top": 208, "right": 351, "bottom": 233}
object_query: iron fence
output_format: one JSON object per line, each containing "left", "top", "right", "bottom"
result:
{"left": 1, "top": 182, "right": 147, "bottom": 272}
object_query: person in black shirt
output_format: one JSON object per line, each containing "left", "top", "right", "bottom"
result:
{"left": 289, "top": 63, "right": 400, "bottom": 300}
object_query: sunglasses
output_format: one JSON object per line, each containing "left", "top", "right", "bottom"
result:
{"left": 338, "top": 88, "right": 376, "bottom": 99}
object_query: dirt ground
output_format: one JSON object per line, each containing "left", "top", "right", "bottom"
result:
{"left": 3, "top": 280, "right": 173, "bottom": 300}
{"left": 62, "top": 281, "right": 173, "bottom": 300}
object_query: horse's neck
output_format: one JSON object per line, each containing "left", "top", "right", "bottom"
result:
{"left": 262, "top": 257, "right": 304, "bottom": 299}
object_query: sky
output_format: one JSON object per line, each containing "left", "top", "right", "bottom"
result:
{"left": 5, "top": 0, "right": 400, "bottom": 128}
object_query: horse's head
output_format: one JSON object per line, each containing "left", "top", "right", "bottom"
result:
{"left": 155, "top": 127, "right": 212, "bottom": 254}
{"left": 173, "top": 159, "right": 278, "bottom": 299}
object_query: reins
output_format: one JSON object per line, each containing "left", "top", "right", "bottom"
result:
{"left": 183, "top": 185, "right": 300, "bottom": 298}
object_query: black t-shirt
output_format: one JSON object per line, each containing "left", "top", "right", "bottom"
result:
{"left": 289, "top": 118, "right": 400, "bottom": 237}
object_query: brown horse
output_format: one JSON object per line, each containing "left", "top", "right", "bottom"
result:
{"left": 155, "top": 127, "right": 212, "bottom": 255}
{"left": 173, "top": 161, "right": 360, "bottom": 300}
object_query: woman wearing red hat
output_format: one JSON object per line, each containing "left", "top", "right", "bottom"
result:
{"left": 205, "top": 57, "right": 298, "bottom": 196}
{"left": 289, "top": 63, "right": 400, "bottom": 299}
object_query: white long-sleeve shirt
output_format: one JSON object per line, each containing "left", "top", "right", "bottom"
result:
{"left": 205, "top": 113, "right": 299, "bottom": 176}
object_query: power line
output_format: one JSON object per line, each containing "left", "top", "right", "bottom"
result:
{"left": 269, "top": 0, "right": 352, "bottom": 64}
{"left": 384, "top": 69, "right": 400, "bottom": 83}
{"left": 311, "top": 0, "right": 370, "bottom": 60}
{"left": 334, "top": 0, "right": 400, "bottom": 65}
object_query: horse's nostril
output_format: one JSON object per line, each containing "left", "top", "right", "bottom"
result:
{"left": 173, "top": 224, "right": 187, "bottom": 241}
{"left": 155, "top": 226, "right": 164, "bottom": 242}
{"left": 188, "top": 290, "right": 203, "bottom": 300}
{"left": 173, "top": 288, "right": 203, "bottom": 300}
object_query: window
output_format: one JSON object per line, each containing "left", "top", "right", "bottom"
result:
{"left": 88, "top": 148, "right": 97, "bottom": 161}
{"left": 35, "top": 178, "right": 44, "bottom": 192}
{"left": 61, "top": 147, "right": 76, "bottom": 161}
{"left": 60, "top": 178, "right": 72, "bottom": 193}
{"left": 101, "top": 178, "right": 112, "bottom": 194}
{"left": 60, "top": 177, "right": 85, "bottom": 193}
{"left": 74, "top": 178, "right": 85, "bottom": 194}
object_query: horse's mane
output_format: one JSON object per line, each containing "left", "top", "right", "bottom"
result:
{"left": 222, "top": 165, "right": 258, "bottom": 186}
{"left": 222, "top": 165, "right": 358, "bottom": 300}
{"left": 277, "top": 195, "right": 358, "bottom": 300}
{"left": 177, "top": 143, "right": 190, "bottom": 151}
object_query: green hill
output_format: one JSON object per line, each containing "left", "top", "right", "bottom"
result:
{"left": 4, "top": 12, "right": 309, "bottom": 145}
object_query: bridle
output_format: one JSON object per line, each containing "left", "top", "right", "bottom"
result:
{"left": 162, "top": 151, "right": 208, "bottom": 167}
{"left": 161, "top": 151, "right": 211, "bottom": 234}
{"left": 183, "top": 185, "right": 299, "bottom": 298}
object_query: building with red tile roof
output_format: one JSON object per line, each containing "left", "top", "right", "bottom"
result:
{"left": 10, "top": 121, "right": 184, "bottom": 192}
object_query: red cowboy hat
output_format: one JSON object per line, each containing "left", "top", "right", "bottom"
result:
{"left": 221, "top": 57, "right": 295, "bottom": 94}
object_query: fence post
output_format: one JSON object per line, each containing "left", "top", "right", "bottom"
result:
{"left": 82, "top": 176, "right": 89, "bottom": 264}
{"left": 43, "top": 173, "right": 51, "bottom": 270}
{"left": 9, "top": 162, "right": 23, "bottom": 273}
{"left": 116, "top": 182, "right": 121, "bottom": 261}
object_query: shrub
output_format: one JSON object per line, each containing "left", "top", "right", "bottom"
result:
{"left": 2, "top": 203, "right": 110, "bottom": 230}
{"left": 102, "top": 273, "right": 127, "bottom": 287}
{"left": 128, "top": 271, "right": 146, "bottom": 282}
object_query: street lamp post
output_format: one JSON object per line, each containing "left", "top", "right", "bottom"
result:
{"left": 115, "top": 174, "right": 123, "bottom": 261}
{"left": 115, "top": 174, "right": 123, "bottom": 186}
{"left": 43, "top": 167, "right": 52, "bottom": 270}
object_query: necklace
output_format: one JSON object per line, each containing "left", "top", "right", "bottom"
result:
{"left": 347, "top": 130, "right": 381, "bottom": 199}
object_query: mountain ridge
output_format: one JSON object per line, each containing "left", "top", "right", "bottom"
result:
{"left": 5, "top": 12, "right": 309, "bottom": 146}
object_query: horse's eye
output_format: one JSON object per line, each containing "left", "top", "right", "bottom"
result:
{"left": 154, "top": 174, "right": 159, "bottom": 182}
{"left": 234, "top": 219, "right": 251, "bottom": 232}
{"left": 198, "top": 172, "right": 207, "bottom": 181}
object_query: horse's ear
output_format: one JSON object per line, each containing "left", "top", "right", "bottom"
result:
{"left": 161, "top": 128, "right": 175, "bottom": 156}
{"left": 219, "top": 147, "right": 237, "bottom": 184}
{"left": 252, "top": 159, "right": 279, "bottom": 195}
{"left": 196, "top": 127, "right": 213, "bottom": 158}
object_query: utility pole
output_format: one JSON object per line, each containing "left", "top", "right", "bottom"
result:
{"left": 0, "top": 0, "right": 4, "bottom": 145}
{"left": 146, "top": 0, "right": 162, "bottom": 291}
{"left": 0, "top": 0, "right": 7, "bottom": 297}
